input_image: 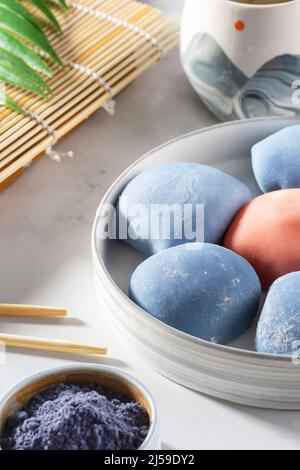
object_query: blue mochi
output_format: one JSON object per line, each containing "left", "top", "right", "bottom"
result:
{"left": 117, "top": 163, "right": 251, "bottom": 257}
{"left": 129, "top": 243, "right": 261, "bottom": 344}
{"left": 256, "top": 272, "right": 300, "bottom": 355}
{"left": 252, "top": 125, "right": 300, "bottom": 193}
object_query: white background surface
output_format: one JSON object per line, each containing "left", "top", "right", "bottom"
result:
{"left": 1, "top": 0, "right": 300, "bottom": 450}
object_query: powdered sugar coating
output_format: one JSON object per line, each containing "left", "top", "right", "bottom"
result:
{"left": 129, "top": 243, "right": 261, "bottom": 344}
{"left": 256, "top": 272, "right": 300, "bottom": 355}
{"left": 117, "top": 163, "right": 251, "bottom": 257}
{"left": 252, "top": 125, "right": 300, "bottom": 193}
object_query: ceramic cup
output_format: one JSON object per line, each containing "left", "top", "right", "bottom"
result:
{"left": 181, "top": 0, "right": 300, "bottom": 121}
{"left": 0, "top": 364, "right": 160, "bottom": 450}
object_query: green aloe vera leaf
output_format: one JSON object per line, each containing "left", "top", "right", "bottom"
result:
{"left": 0, "top": 30, "right": 52, "bottom": 77}
{"left": 0, "top": 91, "right": 25, "bottom": 114}
{"left": 0, "top": 7, "right": 62, "bottom": 64}
{"left": 30, "top": 0, "right": 61, "bottom": 32}
{"left": 0, "top": 63, "right": 48, "bottom": 97}
{"left": 0, "top": 0, "right": 42, "bottom": 32}
{"left": 0, "top": 48, "right": 51, "bottom": 92}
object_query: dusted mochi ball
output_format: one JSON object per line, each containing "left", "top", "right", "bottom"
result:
{"left": 252, "top": 125, "right": 300, "bottom": 193}
{"left": 256, "top": 272, "right": 300, "bottom": 355}
{"left": 117, "top": 163, "right": 251, "bottom": 257}
{"left": 129, "top": 243, "right": 261, "bottom": 344}
{"left": 224, "top": 189, "right": 300, "bottom": 290}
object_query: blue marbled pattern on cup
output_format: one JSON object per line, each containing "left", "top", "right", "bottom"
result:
{"left": 182, "top": 33, "right": 300, "bottom": 121}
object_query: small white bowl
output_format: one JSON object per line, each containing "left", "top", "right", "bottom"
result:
{"left": 0, "top": 364, "right": 160, "bottom": 450}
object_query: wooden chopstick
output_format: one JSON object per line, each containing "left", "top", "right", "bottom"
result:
{"left": 0, "top": 304, "right": 68, "bottom": 318}
{"left": 0, "top": 333, "right": 108, "bottom": 356}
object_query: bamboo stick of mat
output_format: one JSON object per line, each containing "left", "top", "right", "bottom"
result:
{"left": 0, "top": 30, "right": 178, "bottom": 162}
{"left": 0, "top": 304, "right": 68, "bottom": 318}
{"left": 1, "top": 45, "right": 178, "bottom": 160}
{"left": 0, "top": 42, "right": 178, "bottom": 181}
{"left": 0, "top": 15, "right": 174, "bottom": 151}
{"left": 0, "top": 24, "right": 175, "bottom": 155}
{"left": 0, "top": 0, "right": 179, "bottom": 185}
{"left": 0, "top": 6, "right": 168, "bottom": 135}
{"left": 0, "top": 333, "right": 108, "bottom": 356}
{"left": 0, "top": 6, "right": 165, "bottom": 132}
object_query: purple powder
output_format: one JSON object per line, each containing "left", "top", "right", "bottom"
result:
{"left": 0, "top": 383, "right": 150, "bottom": 450}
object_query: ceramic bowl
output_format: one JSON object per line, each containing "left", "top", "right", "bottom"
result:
{"left": 0, "top": 364, "right": 160, "bottom": 450}
{"left": 181, "top": 0, "right": 300, "bottom": 121}
{"left": 92, "top": 117, "right": 300, "bottom": 410}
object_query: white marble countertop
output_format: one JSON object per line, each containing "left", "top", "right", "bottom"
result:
{"left": 1, "top": 0, "right": 300, "bottom": 451}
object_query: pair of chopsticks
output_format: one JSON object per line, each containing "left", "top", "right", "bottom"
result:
{"left": 0, "top": 304, "right": 107, "bottom": 357}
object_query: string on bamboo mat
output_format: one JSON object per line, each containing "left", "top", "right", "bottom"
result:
{"left": 24, "top": 55, "right": 116, "bottom": 163}
{"left": 0, "top": 0, "right": 179, "bottom": 187}
{"left": 64, "top": 60, "right": 116, "bottom": 115}
{"left": 70, "top": 2, "right": 166, "bottom": 57}
{"left": 36, "top": 51, "right": 116, "bottom": 116}
{"left": 25, "top": 52, "right": 116, "bottom": 161}
{"left": 26, "top": 111, "right": 74, "bottom": 163}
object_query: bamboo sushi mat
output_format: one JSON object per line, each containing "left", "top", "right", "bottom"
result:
{"left": 0, "top": 0, "right": 179, "bottom": 189}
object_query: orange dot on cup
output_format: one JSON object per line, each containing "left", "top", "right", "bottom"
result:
{"left": 235, "top": 20, "right": 245, "bottom": 31}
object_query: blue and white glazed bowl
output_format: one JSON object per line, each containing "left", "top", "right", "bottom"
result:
{"left": 181, "top": 0, "right": 300, "bottom": 121}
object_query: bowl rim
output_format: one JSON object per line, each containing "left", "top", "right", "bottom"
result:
{"left": 220, "top": 0, "right": 300, "bottom": 11}
{"left": 0, "top": 363, "right": 159, "bottom": 451}
{"left": 92, "top": 116, "right": 300, "bottom": 364}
